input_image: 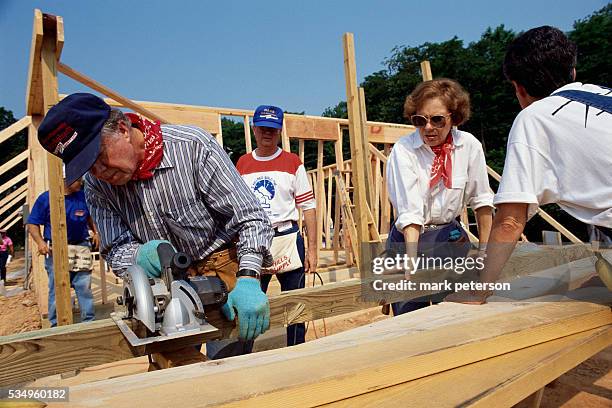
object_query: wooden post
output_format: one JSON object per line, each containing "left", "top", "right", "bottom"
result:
{"left": 243, "top": 115, "right": 252, "bottom": 153}
{"left": 420, "top": 60, "right": 433, "bottom": 81}
{"left": 41, "top": 13, "right": 72, "bottom": 326}
{"left": 332, "top": 125, "right": 344, "bottom": 264}
{"left": 380, "top": 143, "right": 391, "bottom": 234}
{"left": 343, "top": 33, "right": 372, "bottom": 270}
{"left": 215, "top": 114, "right": 223, "bottom": 147}
{"left": 316, "top": 141, "right": 324, "bottom": 260}
{"left": 357, "top": 87, "right": 375, "bottom": 209}
{"left": 99, "top": 256, "right": 108, "bottom": 304}
{"left": 281, "top": 118, "right": 290, "bottom": 152}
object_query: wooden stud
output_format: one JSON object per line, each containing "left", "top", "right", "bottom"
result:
{"left": 281, "top": 118, "right": 290, "bottom": 152}
{"left": 215, "top": 113, "right": 223, "bottom": 146}
{"left": 0, "top": 150, "right": 29, "bottom": 178}
{"left": 420, "top": 60, "right": 433, "bottom": 81}
{"left": 0, "top": 170, "right": 28, "bottom": 196}
{"left": 99, "top": 257, "right": 108, "bottom": 305}
{"left": 243, "top": 115, "right": 252, "bottom": 153}
{"left": 0, "top": 116, "right": 32, "bottom": 145}
{"left": 316, "top": 141, "right": 324, "bottom": 260}
{"left": 358, "top": 87, "right": 375, "bottom": 208}
{"left": 41, "top": 14, "right": 72, "bottom": 326}
{"left": 326, "top": 169, "right": 333, "bottom": 249}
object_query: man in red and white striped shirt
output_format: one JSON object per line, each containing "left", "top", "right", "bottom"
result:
{"left": 237, "top": 105, "right": 317, "bottom": 346}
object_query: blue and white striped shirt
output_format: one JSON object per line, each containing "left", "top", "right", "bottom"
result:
{"left": 84, "top": 125, "right": 273, "bottom": 277}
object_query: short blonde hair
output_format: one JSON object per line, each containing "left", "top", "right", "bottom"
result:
{"left": 403, "top": 78, "right": 471, "bottom": 126}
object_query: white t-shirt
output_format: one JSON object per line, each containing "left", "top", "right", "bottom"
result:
{"left": 494, "top": 83, "right": 612, "bottom": 228}
{"left": 236, "top": 148, "right": 316, "bottom": 227}
{"left": 387, "top": 129, "right": 493, "bottom": 230}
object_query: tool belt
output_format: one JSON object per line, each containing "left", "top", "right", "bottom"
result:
{"left": 190, "top": 245, "right": 239, "bottom": 292}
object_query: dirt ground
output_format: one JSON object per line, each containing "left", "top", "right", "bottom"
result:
{"left": 2, "top": 255, "right": 610, "bottom": 406}
{"left": 0, "top": 254, "right": 42, "bottom": 336}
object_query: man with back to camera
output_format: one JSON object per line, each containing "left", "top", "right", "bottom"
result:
{"left": 447, "top": 26, "right": 612, "bottom": 304}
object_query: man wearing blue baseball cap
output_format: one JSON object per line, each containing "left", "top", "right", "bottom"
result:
{"left": 37, "top": 93, "right": 274, "bottom": 355}
{"left": 236, "top": 105, "right": 318, "bottom": 348}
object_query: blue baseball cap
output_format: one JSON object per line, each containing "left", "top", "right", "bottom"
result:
{"left": 253, "top": 105, "right": 283, "bottom": 129}
{"left": 38, "top": 93, "right": 111, "bottom": 186}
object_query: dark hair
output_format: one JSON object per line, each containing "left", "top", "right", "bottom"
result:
{"left": 503, "top": 26, "right": 577, "bottom": 98}
{"left": 404, "top": 78, "right": 471, "bottom": 126}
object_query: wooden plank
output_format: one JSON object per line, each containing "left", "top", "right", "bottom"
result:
{"left": 143, "top": 106, "right": 221, "bottom": 134}
{"left": 0, "top": 170, "right": 28, "bottom": 196}
{"left": 0, "top": 116, "right": 32, "bottom": 145}
{"left": 57, "top": 62, "right": 169, "bottom": 124}
{"left": 0, "top": 208, "right": 21, "bottom": 230}
{"left": 58, "top": 290, "right": 612, "bottom": 407}
{"left": 0, "top": 246, "right": 599, "bottom": 386}
{"left": 1, "top": 215, "right": 23, "bottom": 232}
{"left": 41, "top": 22, "right": 72, "bottom": 327}
{"left": 0, "top": 184, "right": 28, "bottom": 212}
{"left": 285, "top": 116, "right": 339, "bottom": 141}
{"left": 421, "top": 60, "right": 433, "bottom": 81}
{"left": 0, "top": 150, "right": 29, "bottom": 178}
{"left": 99, "top": 257, "right": 108, "bottom": 305}
{"left": 243, "top": 115, "right": 252, "bottom": 153}
{"left": 28, "top": 116, "right": 49, "bottom": 317}
{"left": 316, "top": 141, "right": 325, "bottom": 258}
{"left": 281, "top": 118, "right": 290, "bottom": 152}
{"left": 326, "top": 169, "right": 333, "bottom": 249}
{"left": 343, "top": 33, "right": 370, "bottom": 267}
{"left": 0, "top": 190, "right": 27, "bottom": 217}
{"left": 358, "top": 88, "right": 374, "bottom": 209}
{"left": 325, "top": 325, "right": 611, "bottom": 408}
{"left": 25, "top": 9, "right": 44, "bottom": 116}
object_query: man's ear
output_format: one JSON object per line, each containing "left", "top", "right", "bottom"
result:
{"left": 118, "top": 121, "right": 131, "bottom": 140}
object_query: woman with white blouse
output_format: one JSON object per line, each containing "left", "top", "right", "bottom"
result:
{"left": 386, "top": 78, "right": 494, "bottom": 315}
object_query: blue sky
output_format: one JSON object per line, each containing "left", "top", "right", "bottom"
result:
{"left": 0, "top": 0, "right": 607, "bottom": 119}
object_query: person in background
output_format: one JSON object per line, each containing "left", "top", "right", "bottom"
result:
{"left": 0, "top": 229, "right": 14, "bottom": 285}
{"left": 26, "top": 178, "right": 97, "bottom": 326}
{"left": 237, "top": 105, "right": 317, "bottom": 347}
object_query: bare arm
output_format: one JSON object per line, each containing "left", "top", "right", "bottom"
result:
{"left": 475, "top": 206, "right": 493, "bottom": 252}
{"left": 480, "top": 203, "right": 527, "bottom": 283}
{"left": 302, "top": 208, "right": 318, "bottom": 273}
{"left": 402, "top": 224, "right": 421, "bottom": 277}
{"left": 26, "top": 224, "right": 50, "bottom": 256}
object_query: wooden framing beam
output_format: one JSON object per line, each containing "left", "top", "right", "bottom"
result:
{"left": 0, "top": 207, "right": 21, "bottom": 230}
{"left": 0, "top": 150, "right": 29, "bottom": 178}
{"left": 0, "top": 171, "right": 28, "bottom": 196}
{"left": 0, "top": 184, "right": 27, "bottom": 211}
{"left": 25, "top": 9, "right": 44, "bottom": 116}
{"left": 41, "top": 12, "right": 72, "bottom": 327}
{"left": 0, "top": 245, "right": 596, "bottom": 386}
{"left": 343, "top": 33, "right": 370, "bottom": 261}
{"left": 54, "top": 289, "right": 612, "bottom": 407}
{"left": 57, "top": 62, "right": 170, "bottom": 124}
{"left": 0, "top": 116, "right": 31, "bottom": 145}
{"left": 0, "top": 190, "right": 27, "bottom": 217}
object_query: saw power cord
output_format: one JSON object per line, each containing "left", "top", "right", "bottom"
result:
{"left": 304, "top": 270, "right": 327, "bottom": 340}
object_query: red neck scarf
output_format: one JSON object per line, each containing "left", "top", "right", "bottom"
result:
{"left": 429, "top": 133, "right": 454, "bottom": 189}
{"left": 126, "top": 113, "right": 164, "bottom": 180}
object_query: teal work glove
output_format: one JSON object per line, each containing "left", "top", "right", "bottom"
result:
{"left": 135, "top": 240, "right": 175, "bottom": 278}
{"left": 221, "top": 277, "right": 270, "bottom": 341}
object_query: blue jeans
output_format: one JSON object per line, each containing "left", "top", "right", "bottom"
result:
{"left": 387, "top": 220, "right": 470, "bottom": 316}
{"left": 45, "top": 244, "right": 95, "bottom": 327}
{"left": 0, "top": 251, "right": 7, "bottom": 281}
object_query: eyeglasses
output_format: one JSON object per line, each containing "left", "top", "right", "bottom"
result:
{"left": 410, "top": 114, "right": 451, "bottom": 128}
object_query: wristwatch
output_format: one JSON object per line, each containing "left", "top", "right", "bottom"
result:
{"left": 236, "top": 268, "right": 260, "bottom": 280}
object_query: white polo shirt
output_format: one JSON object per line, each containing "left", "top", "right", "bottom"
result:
{"left": 494, "top": 83, "right": 612, "bottom": 228}
{"left": 387, "top": 129, "right": 493, "bottom": 230}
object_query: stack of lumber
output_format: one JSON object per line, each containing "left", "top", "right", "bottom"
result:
{"left": 55, "top": 287, "right": 611, "bottom": 407}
